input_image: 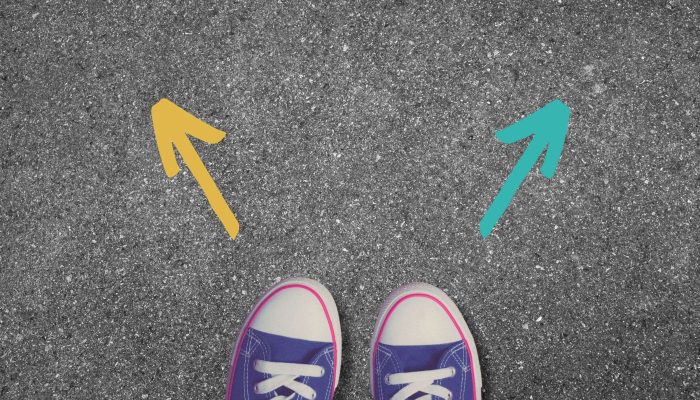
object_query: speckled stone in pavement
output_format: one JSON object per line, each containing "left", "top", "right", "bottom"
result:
{"left": 1, "top": 1, "right": 699, "bottom": 399}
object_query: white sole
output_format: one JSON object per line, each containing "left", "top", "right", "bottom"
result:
{"left": 369, "top": 282, "right": 482, "bottom": 400}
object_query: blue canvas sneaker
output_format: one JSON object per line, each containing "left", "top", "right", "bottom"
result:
{"left": 371, "top": 283, "right": 482, "bottom": 400}
{"left": 226, "top": 278, "right": 342, "bottom": 400}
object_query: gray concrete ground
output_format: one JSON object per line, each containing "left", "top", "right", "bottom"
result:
{"left": 1, "top": 0, "right": 699, "bottom": 399}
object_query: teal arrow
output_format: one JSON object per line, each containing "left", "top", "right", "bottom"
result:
{"left": 479, "top": 99, "right": 571, "bottom": 239}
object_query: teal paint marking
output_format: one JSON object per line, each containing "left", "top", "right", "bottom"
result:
{"left": 480, "top": 99, "right": 571, "bottom": 239}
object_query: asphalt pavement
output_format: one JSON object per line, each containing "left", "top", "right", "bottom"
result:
{"left": 1, "top": 0, "right": 698, "bottom": 398}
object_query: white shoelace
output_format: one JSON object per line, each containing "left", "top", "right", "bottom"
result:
{"left": 254, "top": 360, "right": 326, "bottom": 400}
{"left": 385, "top": 366, "right": 456, "bottom": 400}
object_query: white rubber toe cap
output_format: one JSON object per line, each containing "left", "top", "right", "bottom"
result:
{"left": 378, "top": 294, "right": 461, "bottom": 345}
{"left": 250, "top": 283, "right": 334, "bottom": 343}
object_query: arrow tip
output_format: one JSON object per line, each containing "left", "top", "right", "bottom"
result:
{"left": 539, "top": 99, "right": 571, "bottom": 179}
{"left": 495, "top": 99, "right": 570, "bottom": 179}
{"left": 151, "top": 98, "right": 229, "bottom": 178}
{"left": 151, "top": 98, "right": 182, "bottom": 178}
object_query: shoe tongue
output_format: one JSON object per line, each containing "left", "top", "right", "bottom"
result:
{"left": 389, "top": 341, "right": 463, "bottom": 372}
{"left": 251, "top": 328, "right": 332, "bottom": 364}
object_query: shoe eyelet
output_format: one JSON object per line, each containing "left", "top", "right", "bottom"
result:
{"left": 319, "top": 367, "right": 326, "bottom": 376}
{"left": 449, "top": 366, "right": 456, "bottom": 377}
{"left": 253, "top": 384, "right": 260, "bottom": 394}
{"left": 384, "top": 374, "right": 391, "bottom": 385}
{"left": 310, "top": 391, "right": 317, "bottom": 399}
{"left": 446, "top": 390, "right": 453, "bottom": 400}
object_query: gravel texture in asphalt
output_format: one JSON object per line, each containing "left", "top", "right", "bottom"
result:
{"left": 1, "top": 0, "right": 699, "bottom": 399}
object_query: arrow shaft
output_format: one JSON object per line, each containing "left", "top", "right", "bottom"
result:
{"left": 175, "top": 138, "right": 240, "bottom": 239}
{"left": 479, "top": 138, "right": 546, "bottom": 238}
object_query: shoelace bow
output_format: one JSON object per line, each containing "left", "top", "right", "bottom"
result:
{"left": 254, "top": 360, "right": 325, "bottom": 400}
{"left": 385, "top": 366, "right": 456, "bottom": 400}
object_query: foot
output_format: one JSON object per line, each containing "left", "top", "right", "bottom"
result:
{"left": 370, "top": 283, "right": 482, "bottom": 400}
{"left": 227, "top": 278, "right": 342, "bottom": 400}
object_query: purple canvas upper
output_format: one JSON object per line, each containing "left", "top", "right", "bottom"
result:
{"left": 228, "top": 328, "right": 335, "bottom": 400}
{"left": 373, "top": 340, "right": 475, "bottom": 400}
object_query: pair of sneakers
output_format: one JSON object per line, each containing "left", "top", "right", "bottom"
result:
{"left": 226, "top": 278, "right": 482, "bottom": 400}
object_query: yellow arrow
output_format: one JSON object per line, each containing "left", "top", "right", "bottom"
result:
{"left": 151, "top": 98, "right": 239, "bottom": 239}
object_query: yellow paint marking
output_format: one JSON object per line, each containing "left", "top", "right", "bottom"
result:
{"left": 151, "top": 98, "right": 239, "bottom": 239}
